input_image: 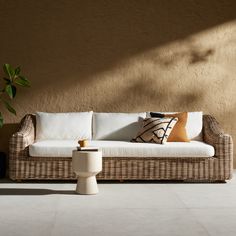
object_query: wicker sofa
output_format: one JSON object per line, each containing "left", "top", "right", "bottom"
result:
{"left": 9, "top": 113, "right": 233, "bottom": 181}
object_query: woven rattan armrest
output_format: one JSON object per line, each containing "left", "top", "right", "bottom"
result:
{"left": 203, "top": 115, "right": 233, "bottom": 160}
{"left": 9, "top": 114, "right": 36, "bottom": 160}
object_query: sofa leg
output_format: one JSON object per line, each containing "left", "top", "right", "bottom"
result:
{"left": 119, "top": 179, "right": 124, "bottom": 183}
{"left": 16, "top": 179, "right": 22, "bottom": 183}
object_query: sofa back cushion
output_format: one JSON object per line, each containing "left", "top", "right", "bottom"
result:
{"left": 147, "top": 111, "right": 203, "bottom": 141}
{"left": 93, "top": 112, "right": 146, "bottom": 140}
{"left": 36, "top": 111, "right": 93, "bottom": 141}
{"left": 186, "top": 111, "right": 203, "bottom": 140}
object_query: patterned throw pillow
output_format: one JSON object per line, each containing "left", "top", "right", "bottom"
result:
{"left": 150, "top": 112, "right": 190, "bottom": 142}
{"left": 132, "top": 117, "right": 178, "bottom": 144}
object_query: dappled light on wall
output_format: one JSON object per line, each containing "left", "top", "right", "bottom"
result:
{"left": 0, "top": 0, "right": 235, "bottom": 164}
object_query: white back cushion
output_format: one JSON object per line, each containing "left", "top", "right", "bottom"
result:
{"left": 186, "top": 112, "right": 203, "bottom": 141}
{"left": 93, "top": 112, "right": 146, "bottom": 140}
{"left": 147, "top": 111, "right": 203, "bottom": 141}
{"left": 36, "top": 112, "right": 93, "bottom": 141}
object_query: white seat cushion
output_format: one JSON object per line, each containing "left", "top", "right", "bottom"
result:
{"left": 93, "top": 112, "right": 146, "bottom": 140}
{"left": 36, "top": 111, "right": 93, "bottom": 141}
{"left": 29, "top": 140, "right": 214, "bottom": 158}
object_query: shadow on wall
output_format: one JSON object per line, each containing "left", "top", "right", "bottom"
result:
{"left": 0, "top": 124, "right": 19, "bottom": 153}
{"left": 189, "top": 49, "right": 214, "bottom": 64}
{"left": 0, "top": 0, "right": 234, "bottom": 116}
{"left": 97, "top": 78, "right": 206, "bottom": 112}
{"left": 0, "top": 0, "right": 235, "bottom": 90}
{"left": 0, "top": 0, "right": 235, "bottom": 165}
{"left": 154, "top": 47, "right": 215, "bottom": 67}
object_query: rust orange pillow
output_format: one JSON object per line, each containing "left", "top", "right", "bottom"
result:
{"left": 150, "top": 112, "right": 190, "bottom": 142}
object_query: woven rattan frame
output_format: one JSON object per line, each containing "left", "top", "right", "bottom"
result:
{"left": 9, "top": 114, "right": 233, "bottom": 181}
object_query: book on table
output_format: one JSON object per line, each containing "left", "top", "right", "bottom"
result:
{"left": 77, "top": 146, "right": 99, "bottom": 151}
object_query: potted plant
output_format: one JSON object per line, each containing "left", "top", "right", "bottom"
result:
{"left": 0, "top": 64, "right": 30, "bottom": 177}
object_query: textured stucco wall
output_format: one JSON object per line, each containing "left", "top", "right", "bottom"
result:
{"left": 0, "top": 0, "right": 236, "bottom": 166}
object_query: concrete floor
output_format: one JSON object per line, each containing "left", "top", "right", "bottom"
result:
{"left": 1, "top": 173, "right": 236, "bottom": 236}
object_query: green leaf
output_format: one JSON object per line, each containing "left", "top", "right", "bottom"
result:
{"left": 3, "top": 100, "right": 16, "bottom": 115}
{"left": 0, "top": 112, "right": 3, "bottom": 128}
{"left": 3, "top": 64, "right": 15, "bottom": 79}
{"left": 5, "top": 84, "right": 17, "bottom": 98}
{"left": 15, "top": 76, "right": 30, "bottom": 87}
{"left": 15, "top": 66, "right": 21, "bottom": 76}
{"left": 3, "top": 77, "right": 11, "bottom": 84}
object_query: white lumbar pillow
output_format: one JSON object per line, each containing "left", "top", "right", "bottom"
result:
{"left": 146, "top": 111, "right": 203, "bottom": 141}
{"left": 93, "top": 112, "right": 146, "bottom": 140}
{"left": 36, "top": 111, "right": 93, "bottom": 141}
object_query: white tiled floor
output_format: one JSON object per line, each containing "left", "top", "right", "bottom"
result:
{"left": 1, "top": 173, "right": 236, "bottom": 236}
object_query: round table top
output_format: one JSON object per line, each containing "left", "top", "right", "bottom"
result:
{"left": 72, "top": 150, "right": 102, "bottom": 159}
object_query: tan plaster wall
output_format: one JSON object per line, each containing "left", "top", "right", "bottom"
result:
{"left": 0, "top": 0, "right": 236, "bottom": 166}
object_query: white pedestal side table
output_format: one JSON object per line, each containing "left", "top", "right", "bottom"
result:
{"left": 72, "top": 150, "right": 102, "bottom": 195}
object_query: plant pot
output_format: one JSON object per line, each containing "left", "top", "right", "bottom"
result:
{"left": 0, "top": 152, "right": 6, "bottom": 178}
